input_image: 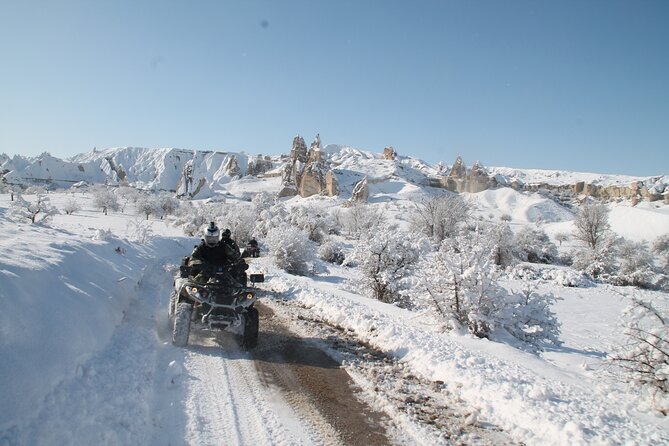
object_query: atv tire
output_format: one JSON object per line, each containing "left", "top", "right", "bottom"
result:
{"left": 240, "top": 307, "right": 259, "bottom": 350}
{"left": 167, "top": 292, "right": 177, "bottom": 324}
{"left": 172, "top": 302, "right": 192, "bottom": 347}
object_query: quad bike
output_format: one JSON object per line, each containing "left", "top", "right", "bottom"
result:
{"left": 168, "top": 257, "right": 264, "bottom": 349}
{"left": 242, "top": 241, "right": 260, "bottom": 258}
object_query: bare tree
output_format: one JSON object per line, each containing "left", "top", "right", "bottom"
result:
{"left": 409, "top": 194, "right": 470, "bottom": 243}
{"left": 62, "top": 198, "right": 81, "bottom": 215}
{"left": 156, "top": 192, "right": 179, "bottom": 219}
{"left": 555, "top": 232, "right": 569, "bottom": 246}
{"left": 610, "top": 297, "right": 669, "bottom": 408}
{"left": 344, "top": 203, "right": 387, "bottom": 239}
{"left": 573, "top": 202, "right": 610, "bottom": 250}
{"left": 10, "top": 193, "right": 59, "bottom": 224}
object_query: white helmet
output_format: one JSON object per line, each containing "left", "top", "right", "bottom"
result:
{"left": 204, "top": 221, "right": 220, "bottom": 247}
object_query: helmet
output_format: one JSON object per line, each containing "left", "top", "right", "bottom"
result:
{"left": 222, "top": 228, "right": 231, "bottom": 239}
{"left": 204, "top": 222, "right": 220, "bottom": 247}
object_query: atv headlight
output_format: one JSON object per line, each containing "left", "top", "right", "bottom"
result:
{"left": 186, "top": 286, "right": 206, "bottom": 301}
{"left": 246, "top": 293, "right": 254, "bottom": 300}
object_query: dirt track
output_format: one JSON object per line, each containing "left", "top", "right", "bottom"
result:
{"left": 251, "top": 303, "right": 392, "bottom": 446}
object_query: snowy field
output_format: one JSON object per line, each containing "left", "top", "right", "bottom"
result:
{"left": 1, "top": 183, "right": 669, "bottom": 445}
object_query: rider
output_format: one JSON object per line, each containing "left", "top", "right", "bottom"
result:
{"left": 189, "top": 222, "right": 247, "bottom": 285}
{"left": 220, "top": 228, "right": 242, "bottom": 262}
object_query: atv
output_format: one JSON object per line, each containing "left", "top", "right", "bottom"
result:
{"left": 168, "top": 257, "right": 264, "bottom": 349}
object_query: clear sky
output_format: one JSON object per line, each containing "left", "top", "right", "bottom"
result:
{"left": 0, "top": 0, "right": 667, "bottom": 176}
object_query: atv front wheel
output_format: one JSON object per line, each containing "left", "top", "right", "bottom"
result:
{"left": 240, "top": 307, "right": 259, "bottom": 350}
{"left": 172, "top": 302, "right": 192, "bottom": 347}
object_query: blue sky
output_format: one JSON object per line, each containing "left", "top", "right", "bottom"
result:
{"left": 0, "top": 0, "right": 667, "bottom": 176}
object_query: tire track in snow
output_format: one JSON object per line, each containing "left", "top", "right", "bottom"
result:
{"left": 182, "top": 335, "right": 326, "bottom": 446}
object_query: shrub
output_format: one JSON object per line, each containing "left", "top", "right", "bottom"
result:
{"left": 266, "top": 224, "right": 314, "bottom": 275}
{"left": 318, "top": 239, "right": 346, "bottom": 264}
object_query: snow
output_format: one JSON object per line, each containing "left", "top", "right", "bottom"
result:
{"left": 260, "top": 261, "right": 669, "bottom": 445}
{"left": 1, "top": 145, "right": 669, "bottom": 445}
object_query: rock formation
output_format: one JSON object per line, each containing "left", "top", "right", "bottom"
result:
{"left": 298, "top": 133, "right": 327, "bottom": 197}
{"left": 326, "top": 170, "right": 339, "bottom": 197}
{"left": 279, "top": 134, "right": 339, "bottom": 198}
{"left": 223, "top": 155, "right": 241, "bottom": 179}
{"left": 383, "top": 147, "right": 397, "bottom": 160}
{"left": 428, "top": 156, "right": 667, "bottom": 205}
{"left": 176, "top": 161, "right": 194, "bottom": 197}
{"left": 350, "top": 176, "right": 369, "bottom": 202}
{"left": 246, "top": 155, "right": 273, "bottom": 177}
{"left": 450, "top": 156, "right": 466, "bottom": 179}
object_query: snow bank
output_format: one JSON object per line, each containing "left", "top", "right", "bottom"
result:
{"left": 262, "top": 262, "right": 669, "bottom": 445}
{"left": 0, "top": 216, "right": 179, "bottom": 434}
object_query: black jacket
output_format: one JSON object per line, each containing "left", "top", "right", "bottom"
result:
{"left": 190, "top": 239, "right": 240, "bottom": 268}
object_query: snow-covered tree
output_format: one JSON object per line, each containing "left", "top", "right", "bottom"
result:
{"left": 485, "top": 223, "right": 515, "bottom": 267}
{"left": 502, "top": 281, "right": 561, "bottom": 352}
{"left": 512, "top": 227, "right": 559, "bottom": 264}
{"left": 266, "top": 223, "right": 314, "bottom": 275}
{"left": 116, "top": 186, "right": 139, "bottom": 213}
{"left": 409, "top": 194, "right": 470, "bottom": 243}
{"left": 173, "top": 201, "right": 217, "bottom": 236}
{"left": 254, "top": 202, "right": 288, "bottom": 238}
{"left": 612, "top": 239, "right": 656, "bottom": 288}
{"left": 421, "top": 231, "right": 561, "bottom": 349}
{"left": 347, "top": 228, "right": 427, "bottom": 303}
{"left": 251, "top": 191, "right": 276, "bottom": 216}
{"left": 135, "top": 195, "right": 160, "bottom": 220}
{"left": 156, "top": 192, "right": 179, "bottom": 218}
{"left": 318, "top": 238, "right": 346, "bottom": 264}
{"left": 555, "top": 232, "right": 570, "bottom": 247}
{"left": 10, "top": 193, "right": 59, "bottom": 224}
{"left": 287, "top": 205, "right": 328, "bottom": 243}
{"left": 343, "top": 203, "right": 387, "bottom": 239}
{"left": 91, "top": 186, "right": 119, "bottom": 215}
{"left": 574, "top": 201, "right": 610, "bottom": 250}
{"left": 126, "top": 218, "right": 153, "bottom": 244}
{"left": 653, "top": 234, "right": 669, "bottom": 271}
{"left": 62, "top": 198, "right": 81, "bottom": 215}
{"left": 218, "top": 203, "right": 257, "bottom": 245}
{"left": 421, "top": 232, "right": 504, "bottom": 337}
{"left": 610, "top": 297, "right": 669, "bottom": 411}
{"left": 571, "top": 234, "right": 617, "bottom": 278}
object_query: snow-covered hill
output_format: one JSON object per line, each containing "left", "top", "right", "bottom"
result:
{"left": 2, "top": 145, "right": 667, "bottom": 200}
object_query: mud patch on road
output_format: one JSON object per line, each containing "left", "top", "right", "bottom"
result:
{"left": 252, "top": 304, "right": 393, "bottom": 446}
{"left": 263, "top": 299, "right": 516, "bottom": 445}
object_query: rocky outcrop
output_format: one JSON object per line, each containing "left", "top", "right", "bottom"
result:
{"left": 223, "top": 155, "right": 241, "bottom": 179}
{"left": 279, "top": 133, "right": 339, "bottom": 198}
{"left": 450, "top": 156, "right": 467, "bottom": 179}
{"left": 383, "top": 147, "right": 396, "bottom": 160}
{"left": 427, "top": 156, "right": 668, "bottom": 204}
{"left": 104, "top": 156, "right": 127, "bottom": 184}
{"left": 326, "top": 170, "right": 339, "bottom": 196}
{"left": 298, "top": 134, "right": 327, "bottom": 197}
{"left": 430, "top": 157, "right": 494, "bottom": 193}
{"left": 350, "top": 176, "right": 369, "bottom": 202}
{"left": 278, "top": 162, "right": 298, "bottom": 197}
{"left": 290, "top": 135, "right": 308, "bottom": 164}
{"left": 246, "top": 155, "right": 273, "bottom": 177}
{"left": 176, "top": 161, "right": 194, "bottom": 197}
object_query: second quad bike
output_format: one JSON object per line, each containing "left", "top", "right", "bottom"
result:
{"left": 168, "top": 257, "right": 264, "bottom": 349}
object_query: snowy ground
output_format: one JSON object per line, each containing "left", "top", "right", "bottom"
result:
{"left": 1, "top": 189, "right": 669, "bottom": 445}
